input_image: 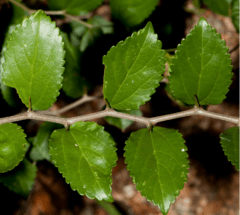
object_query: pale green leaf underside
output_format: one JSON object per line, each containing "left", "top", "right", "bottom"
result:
{"left": 220, "top": 127, "right": 239, "bottom": 171}
{"left": 61, "top": 32, "right": 85, "bottom": 99}
{"left": 29, "top": 122, "right": 63, "bottom": 162}
{"left": 49, "top": 121, "right": 117, "bottom": 201}
{"left": 2, "top": 10, "right": 65, "bottom": 110}
{"left": 48, "top": 0, "right": 104, "bottom": 15}
{"left": 231, "top": 0, "right": 239, "bottom": 33}
{"left": 125, "top": 127, "right": 189, "bottom": 215}
{"left": 80, "top": 16, "right": 113, "bottom": 52}
{"left": 203, "top": 0, "right": 231, "bottom": 16}
{"left": 110, "top": 0, "right": 159, "bottom": 27}
{"left": 105, "top": 109, "right": 142, "bottom": 130}
{"left": 103, "top": 22, "right": 165, "bottom": 110}
{"left": 169, "top": 17, "right": 232, "bottom": 105}
{"left": 0, "top": 123, "right": 27, "bottom": 173}
{"left": 0, "top": 158, "right": 37, "bottom": 198}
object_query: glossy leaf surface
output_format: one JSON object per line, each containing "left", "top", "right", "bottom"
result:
{"left": 105, "top": 109, "right": 142, "bottom": 130}
{"left": 0, "top": 123, "right": 27, "bottom": 173}
{"left": 48, "top": 0, "right": 104, "bottom": 15}
{"left": 231, "top": 0, "right": 239, "bottom": 33}
{"left": 203, "top": 0, "right": 231, "bottom": 16}
{"left": 220, "top": 127, "right": 239, "bottom": 170}
{"left": 0, "top": 25, "right": 22, "bottom": 107}
{"left": 61, "top": 32, "right": 85, "bottom": 98}
{"left": 169, "top": 17, "right": 232, "bottom": 105}
{"left": 2, "top": 10, "right": 65, "bottom": 110}
{"left": 125, "top": 127, "right": 189, "bottom": 215}
{"left": 103, "top": 22, "right": 165, "bottom": 110}
{"left": 110, "top": 0, "right": 159, "bottom": 27}
{"left": 29, "top": 122, "right": 63, "bottom": 162}
{"left": 49, "top": 121, "right": 117, "bottom": 201}
{"left": 0, "top": 158, "right": 37, "bottom": 198}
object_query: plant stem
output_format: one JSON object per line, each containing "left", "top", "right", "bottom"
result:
{"left": 64, "top": 13, "right": 93, "bottom": 28}
{"left": 164, "top": 48, "right": 177, "bottom": 53}
{"left": 0, "top": 106, "right": 238, "bottom": 127}
{"left": 7, "top": 0, "right": 93, "bottom": 28}
{"left": 38, "top": 95, "right": 102, "bottom": 116}
{"left": 96, "top": 200, "right": 122, "bottom": 215}
{"left": 8, "top": 0, "right": 30, "bottom": 12}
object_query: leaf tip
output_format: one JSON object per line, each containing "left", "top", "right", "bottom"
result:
{"left": 197, "top": 17, "right": 208, "bottom": 27}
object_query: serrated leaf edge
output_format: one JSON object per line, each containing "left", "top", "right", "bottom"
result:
{"left": 0, "top": 123, "right": 27, "bottom": 173}
{"left": 49, "top": 122, "right": 117, "bottom": 201}
{"left": 124, "top": 128, "right": 189, "bottom": 214}
{"left": 2, "top": 10, "right": 65, "bottom": 110}
{"left": 169, "top": 17, "right": 233, "bottom": 105}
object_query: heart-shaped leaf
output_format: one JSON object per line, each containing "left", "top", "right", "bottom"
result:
{"left": 169, "top": 17, "right": 232, "bottom": 105}
{"left": 2, "top": 10, "right": 65, "bottom": 110}
{"left": 49, "top": 121, "right": 117, "bottom": 201}
{"left": 103, "top": 22, "right": 165, "bottom": 110}
{"left": 125, "top": 127, "right": 189, "bottom": 215}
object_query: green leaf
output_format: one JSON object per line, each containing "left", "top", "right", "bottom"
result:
{"left": 48, "top": 0, "right": 104, "bottom": 16}
{"left": 80, "top": 16, "right": 113, "bottom": 52}
{"left": 169, "top": 17, "right": 232, "bottom": 105}
{"left": 49, "top": 121, "right": 117, "bottom": 201}
{"left": 0, "top": 158, "right": 37, "bottom": 198}
{"left": 110, "top": 0, "right": 159, "bottom": 27}
{"left": 90, "top": 16, "right": 114, "bottom": 35}
{"left": 103, "top": 22, "right": 166, "bottom": 110}
{"left": 70, "top": 16, "right": 113, "bottom": 49}
{"left": 0, "top": 25, "right": 22, "bottom": 107}
{"left": 61, "top": 32, "right": 85, "bottom": 98}
{"left": 105, "top": 109, "right": 142, "bottom": 130}
{"left": 125, "top": 127, "right": 189, "bottom": 215}
{"left": 202, "top": 0, "right": 231, "bottom": 16}
{"left": 2, "top": 10, "right": 65, "bottom": 110}
{"left": 231, "top": 0, "right": 239, "bottom": 33}
{"left": 220, "top": 127, "right": 239, "bottom": 171}
{"left": 0, "top": 123, "right": 27, "bottom": 173}
{"left": 80, "top": 26, "right": 103, "bottom": 52}
{"left": 29, "top": 122, "right": 63, "bottom": 162}
{"left": 70, "top": 21, "right": 87, "bottom": 47}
